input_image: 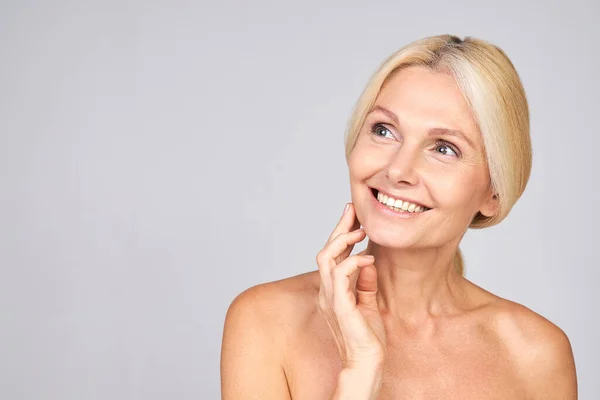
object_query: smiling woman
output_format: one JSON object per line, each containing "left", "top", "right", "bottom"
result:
{"left": 344, "top": 36, "right": 532, "bottom": 277}
{"left": 221, "top": 34, "right": 577, "bottom": 399}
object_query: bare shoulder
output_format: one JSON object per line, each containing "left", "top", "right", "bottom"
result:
{"left": 220, "top": 271, "right": 320, "bottom": 399}
{"left": 225, "top": 270, "right": 320, "bottom": 337}
{"left": 478, "top": 291, "right": 577, "bottom": 399}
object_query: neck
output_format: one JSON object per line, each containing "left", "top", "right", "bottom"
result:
{"left": 363, "top": 239, "right": 467, "bottom": 327}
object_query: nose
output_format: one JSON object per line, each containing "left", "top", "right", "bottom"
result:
{"left": 384, "top": 141, "right": 421, "bottom": 186}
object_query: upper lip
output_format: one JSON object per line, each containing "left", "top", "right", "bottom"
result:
{"left": 371, "top": 187, "right": 432, "bottom": 209}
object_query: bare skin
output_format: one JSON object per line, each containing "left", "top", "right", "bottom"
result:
{"left": 221, "top": 66, "right": 577, "bottom": 399}
{"left": 222, "top": 268, "right": 576, "bottom": 399}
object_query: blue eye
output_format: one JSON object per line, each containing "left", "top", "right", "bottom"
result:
{"left": 434, "top": 140, "right": 460, "bottom": 157}
{"left": 371, "top": 123, "right": 395, "bottom": 139}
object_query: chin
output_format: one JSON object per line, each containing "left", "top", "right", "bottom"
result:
{"left": 362, "top": 224, "right": 424, "bottom": 249}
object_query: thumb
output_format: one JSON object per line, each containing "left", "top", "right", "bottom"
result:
{"left": 356, "top": 264, "right": 378, "bottom": 308}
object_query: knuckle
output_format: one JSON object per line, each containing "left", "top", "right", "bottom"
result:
{"left": 348, "top": 254, "right": 362, "bottom": 264}
{"left": 316, "top": 251, "right": 327, "bottom": 266}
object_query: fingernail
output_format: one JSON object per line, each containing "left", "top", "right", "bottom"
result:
{"left": 343, "top": 203, "right": 350, "bottom": 214}
{"left": 364, "top": 255, "right": 374, "bottom": 259}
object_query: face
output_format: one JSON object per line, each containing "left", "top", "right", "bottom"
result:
{"left": 348, "top": 66, "right": 497, "bottom": 249}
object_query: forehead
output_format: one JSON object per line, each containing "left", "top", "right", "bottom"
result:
{"left": 374, "top": 66, "right": 480, "bottom": 140}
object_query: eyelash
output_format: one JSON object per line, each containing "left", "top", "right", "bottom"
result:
{"left": 370, "top": 122, "right": 462, "bottom": 158}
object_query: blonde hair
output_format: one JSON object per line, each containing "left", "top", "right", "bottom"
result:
{"left": 344, "top": 34, "right": 532, "bottom": 276}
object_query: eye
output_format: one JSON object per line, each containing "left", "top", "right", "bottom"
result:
{"left": 434, "top": 140, "right": 460, "bottom": 157}
{"left": 371, "top": 123, "right": 395, "bottom": 139}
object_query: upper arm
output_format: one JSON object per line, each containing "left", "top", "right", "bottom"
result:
{"left": 220, "top": 284, "right": 292, "bottom": 400}
{"left": 526, "top": 326, "right": 577, "bottom": 399}
{"left": 502, "top": 305, "right": 578, "bottom": 399}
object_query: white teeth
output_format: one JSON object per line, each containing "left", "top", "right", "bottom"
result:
{"left": 374, "top": 189, "right": 428, "bottom": 213}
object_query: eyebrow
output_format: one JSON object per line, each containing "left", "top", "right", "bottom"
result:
{"left": 368, "top": 105, "right": 476, "bottom": 149}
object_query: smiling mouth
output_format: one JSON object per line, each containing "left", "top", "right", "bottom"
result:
{"left": 370, "top": 188, "right": 432, "bottom": 214}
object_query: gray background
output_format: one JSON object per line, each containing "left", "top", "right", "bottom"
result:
{"left": 1, "top": 0, "right": 597, "bottom": 399}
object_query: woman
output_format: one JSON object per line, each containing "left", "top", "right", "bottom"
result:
{"left": 220, "top": 34, "right": 577, "bottom": 399}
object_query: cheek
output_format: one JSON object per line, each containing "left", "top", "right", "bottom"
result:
{"left": 427, "top": 167, "right": 488, "bottom": 210}
{"left": 348, "top": 142, "right": 385, "bottom": 178}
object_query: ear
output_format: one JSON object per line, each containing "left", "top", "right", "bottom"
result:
{"left": 479, "top": 191, "right": 499, "bottom": 218}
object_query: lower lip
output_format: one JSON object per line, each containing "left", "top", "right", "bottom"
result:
{"left": 370, "top": 189, "right": 431, "bottom": 219}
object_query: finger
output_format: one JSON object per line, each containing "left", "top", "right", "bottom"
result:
{"left": 334, "top": 226, "right": 366, "bottom": 266}
{"left": 356, "top": 264, "right": 378, "bottom": 310}
{"left": 327, "top": 203, "right": 360, "bottom": 244}
{"left": 331, "top": 256, "right": 379, "bottom": 348}
{"left": 348, "top": 206, "right": 361, "bottom": 232}
{"left": 317, "top": 229, "right": 367, "bottom": 292}
{"left": 331, "top": 254, "right": 375, "bottom": 316}
{"left": 325, "top": 228, "right": 367, "bottom": 267}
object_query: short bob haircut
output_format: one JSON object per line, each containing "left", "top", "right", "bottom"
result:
{"left": 344, "top": 34, "right": 532, "bottom": 275}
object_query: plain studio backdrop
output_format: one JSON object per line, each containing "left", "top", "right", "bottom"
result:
{"left": 1, "top": 0, "right": 598, "bottom": 398}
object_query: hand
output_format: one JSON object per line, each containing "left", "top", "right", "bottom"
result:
{"left": 316, "top": 203, "right": 387, "bottom": 370}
